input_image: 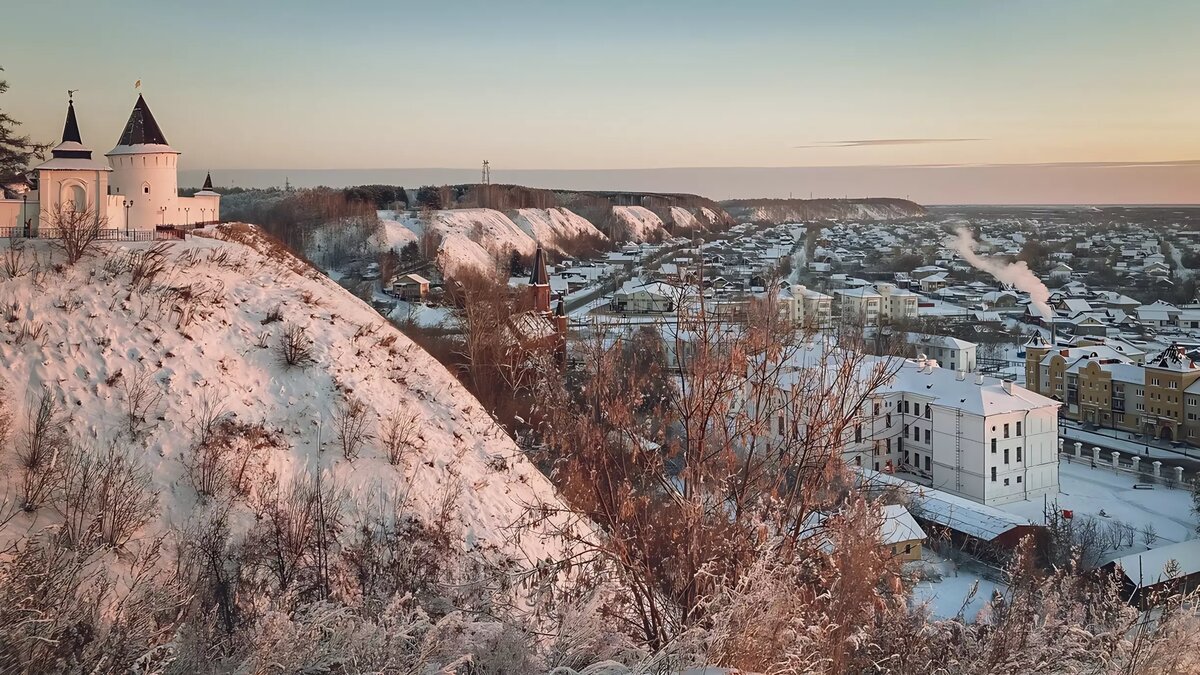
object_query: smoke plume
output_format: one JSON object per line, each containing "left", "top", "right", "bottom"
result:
{"left": 949, "top": 227, "right": 1053, "bottom": 319}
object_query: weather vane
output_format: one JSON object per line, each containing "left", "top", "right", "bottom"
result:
{"left": 67, "top": 89, "right": 78, "bottom": 102}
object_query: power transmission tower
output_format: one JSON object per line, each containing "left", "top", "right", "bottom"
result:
{"left": 482, "top": 160, "right": 491, "bottom": 185}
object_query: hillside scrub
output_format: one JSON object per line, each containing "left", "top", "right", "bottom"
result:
{"left": 0, "top": 231, "right": 1196, "bottom": 672}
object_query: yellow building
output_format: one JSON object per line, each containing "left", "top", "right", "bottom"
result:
{"left": 1024, "top": 338, "right": 1200, "bottom": 444}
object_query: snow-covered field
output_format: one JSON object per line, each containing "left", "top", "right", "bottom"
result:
{"left": 1001, "top": 459, "right": 1196, "bottom": 551}
{"left": 0, "top": 226, "right": 572, "bottom": 566}
{"left": 908, "top": 550, "right": 1004, "bottom": 621}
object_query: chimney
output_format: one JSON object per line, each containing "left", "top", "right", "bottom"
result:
{"left": 975, "top": 373, "right": 985, "bottom": 385}
{"left": 1002, "top": 380, "right": 1014, "bottom": 394}
{"left": 956, "top": 370, "right": 966, "bottom": 381}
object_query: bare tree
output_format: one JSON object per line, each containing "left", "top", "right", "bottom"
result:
{"left": 1141, "top": 522, "right": 1159, "bottom": 548}
{"left": 381, "top": 407, "right": 420, "bottom": 466}
{"left": 278, "top": 322, "right": 314, "bottom": 367}
{"left": 18, "top": 388, "right": 68, "bottom": 511}
{"left": 47, "top": 201, "right": 107, "bottom": 265}
{"left": 121, "top": 367, "right": 163, "bottom": 439}
{"left": 333, "top": 396, "right": 373, "bottom": 461}
{"left": 519, "top": 267, "right": 900, "bottom": 649}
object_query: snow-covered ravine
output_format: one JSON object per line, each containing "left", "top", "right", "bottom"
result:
{"left": 0, "top": 225, "right": 572, "bottom": 567}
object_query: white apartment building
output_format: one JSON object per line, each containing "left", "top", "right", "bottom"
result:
{"left": 781, "top": 285, "right": 833, "bottom": 329}
{"left": 876, "top": 283, "right": 919, "bottom": 322}
{"left": 765, "top": 354, "right": 1060, "bottom": 506}
{"left": 910, "top": 334, "right": 978, "bottom": 372}
{"left": 835, "top": 287, "right": 882, "bottom": 325}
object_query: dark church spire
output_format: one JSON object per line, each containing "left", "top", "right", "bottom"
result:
{"left": 529, "top": 243, "right": 550, "bottom": 286}
{"left": 50, "top": 97, "right": 94, "bottom": 160}
{"left": 62, "top": 100, "right": 82, "bottom": 144}
{"left": 202, "top": 172, "right": 214, "bottom": 190}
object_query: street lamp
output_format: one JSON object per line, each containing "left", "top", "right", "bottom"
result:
{"left": 158, "top": 206, "right": 166, "bottom": 227}
{"left": 184, "top": 207, "right": 190, "bottom": 228}
{"left": 122, "top": 199, "right": 133, "bottom": 237}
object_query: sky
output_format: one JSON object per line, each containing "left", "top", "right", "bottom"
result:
{"left": 4, "top": 0, "right": 1198, "bottom": 203}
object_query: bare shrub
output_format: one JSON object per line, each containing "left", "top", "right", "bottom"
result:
{"left": 121, "top": 367, "right": 164, "bottom": 438}
{"left": 1, "top": 239, "right": 30, "bottom": 278}
{"left": 183, "top": 418, "right": 278, "bottom": 500}
{"left": 263, "top": 303, "right": 284, "bottom": 324}
{"left": 300, "top": 289, "right": 322, "bottom": 307}
{"left": 0, "top": 532, "right": 187, "bottom": 673}
{"left": 18, "top": 388, "right": 69, "bottom": 512}
{"left": 278, "top": 322, "right": 314, "bottom": 367}
{"left": 128, "top": 241, "right": 174, "bottom": 291}
{"left": 55, "top": 442, "right": 158, "bottom": 548}
{"left": 381, "top": 407, "right": 420, "bottom": 465}
{"left": 48, "top": 201, "right": 108, "bottom": 265}
{"left": 249, "top": 469, "right": 346, "bottom": 596}
{"left": 334, "top": 396, "right": 373, "bottom": 461}
{"left": 255, "top": 330, "right": 271, "bottom": 349}
{"left": 14, "top": 320, "right": 46, "bottom": 346}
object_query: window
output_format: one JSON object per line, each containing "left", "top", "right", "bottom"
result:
{"left": 1004, "top": 448, "right": 1010, "bottom": 464}
{"left": 874, "top": 402, "right": 880, "bottom": 416}
{"left": 143, "top": 184, "right": 150, "bottom": 194}
{"left": 903, "top": 400, "right": 910, "bottom": 414}
{"left": 991, "top": 467, "right": 997, "bottom": 482}
{"left": 991, "top": 438, "right": 997, "bottom": 453}
{"left": 1004, "top": 478, "right": 1010, "bottom": 486}
{"left": 1017, "top": 475, "right": 1022, "bottom": 483}
{"left": 1152, "top": 378, "right": 1160, "bottom": 386}
{"left": 1016, "top": 446, "right": 1023, "bottom": 462}
{"left": 924, "top": 429, "right": 930, "bottom": 444}
{"left": 924, "top": 406, "right": 931, "bottom": 419}
{"left": 913, "top": 403, "right": 920, "bottom": 417}
{"left": 874, "top": 462, "right": 879, "bottom": 471}
{"left": 1016, "top": 421, "right": 1023, "bottom": 436}
{"left": 855, "top": 456, "right": 861, "bottom": 467}
{"left": 886, "top": 414, "right": 892, "bottom": 427}
{"left": 885, "top": 438, "right": 891, "bottom": 452}
{"left": 904, "top": 543, "right": 912, "bottom": 555}
{"left": 914, "top": 452, "right": 920, "bottom": 466}
{"left": 924, "top": 456, "right": 930, "bottom": 471}
{"left": 1170, "top": 381, "right": 1179, "bottom": 389}
{"left": 778, "top": 415, "right": 784, "bottom": 435}
{"left": 1004, "top": 423, "right": 1010, "bottom": 438}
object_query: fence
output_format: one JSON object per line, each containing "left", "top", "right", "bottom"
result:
{"left": 0, "top": 227, "right": 185, "bottom": 241}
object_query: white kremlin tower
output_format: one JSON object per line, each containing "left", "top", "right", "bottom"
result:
{"left": 0, "top": 92, "right": 220, "bottom": 234}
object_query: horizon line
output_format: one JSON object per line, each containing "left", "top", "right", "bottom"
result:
{"left": 182, "top": 159, "right": 1200, "bottom": 173}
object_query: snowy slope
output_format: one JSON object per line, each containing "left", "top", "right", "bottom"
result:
{"left": 513, "top": 207, "right": 607, "bottom": 248}
{"left": 668, "top": 206, "right": 703, "bottom": 231}
{"left": 611, "top": 206, "right": 666, "bottom": 242}
{"left": 0, "top": 226, "right": 571, "bottom": 566}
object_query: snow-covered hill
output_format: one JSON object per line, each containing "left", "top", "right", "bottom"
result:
{"left": 513, "top": 207, "right": 607, "bottom": 248}
{"left": 611, "top": 206, "right": 666, "bottom": 242}
{"left": 373, "top": 207, "right": 606, "bottom": 277}
{"left": 0, "top": 226, "right": 570, "bottom": 566}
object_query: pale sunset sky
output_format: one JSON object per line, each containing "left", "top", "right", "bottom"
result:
{"left": 4, "top": 0, "right": 1198, "bottom": 203}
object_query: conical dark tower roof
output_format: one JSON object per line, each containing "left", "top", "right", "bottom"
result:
{"left": 202, "top": 172, "right": 213, "bottom": 190}
{"left": 50, "top": 100, "right": 94, "bottom": 159}
{"left": 529, "top": 243, "right": 550, "bottom": 286}
{"left": 62, "top": 101, "right": 82, "bottom": 144}
{"left": 116, "top": 94, "right": 170, "bottom": 146}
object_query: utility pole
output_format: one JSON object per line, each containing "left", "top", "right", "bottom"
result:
{"left": 481, "top": 160, "right": 491, "bottom": 208}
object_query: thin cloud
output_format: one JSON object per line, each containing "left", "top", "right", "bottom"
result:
{"left": 795, "top": 138, "right": 985, "bottom": 149}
